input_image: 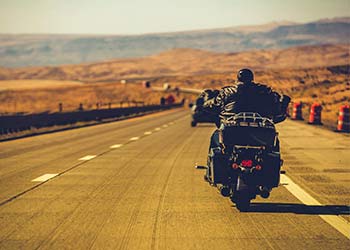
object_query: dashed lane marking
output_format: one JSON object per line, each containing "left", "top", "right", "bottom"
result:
{"left": 281, "top": 175, "right": 350, "bottom": 239}
{"left": 129, "top": 137, "right": 140, "bottom": 141}
{"left": 32, "top": 174, "right": 58, "bottom": 182}
{"left": 162, "top": 124, "right": 168, "bottom": 128}
{"left": 1, "top": 115, "right": 184, "bottom": 207}
{"left": 78, "top": 155, "right": 97, "bottom": 161}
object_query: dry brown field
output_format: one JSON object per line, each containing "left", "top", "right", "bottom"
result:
{"left": 0, "top": 44, "right": 348, "bottom": 130}
{"left": 0, "top": 82, "right": 167, "bottom": 114}
{"left": 151, "top": 65, "right": 349, "bottom": 129}
{"left": 0, "top": 80, "right": 83, "bottom": 91}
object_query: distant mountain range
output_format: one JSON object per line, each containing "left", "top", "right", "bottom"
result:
{"left": 0, "top": 17, "right": 349, "bottom": 68}
{"left": 0, "top": 44, "right": 348, "bottom": 82}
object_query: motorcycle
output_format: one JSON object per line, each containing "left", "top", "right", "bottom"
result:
{"left": 191, "top": 89, "right": 220, "bottom": 127}
{"left": 205, "top": 112, "right": 283, "bottom": 211}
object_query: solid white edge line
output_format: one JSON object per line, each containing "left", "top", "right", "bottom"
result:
{"left": 32, "top": 173, "right": 58, "bottom": 182}
{"left": 129, "top": 137, "right": 140, "bottom": 141}
{"left": 280, "top": 175, "right": 350, "bottom": 239}
{"left": 79, "top": 155, "right": 96, "bottom": 161}
{"left": 110, "top": 144, "right": 123, "bottom": 149}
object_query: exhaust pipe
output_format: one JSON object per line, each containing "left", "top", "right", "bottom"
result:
{"left": 259, "top": 187, "right": 270, "bottom": 199}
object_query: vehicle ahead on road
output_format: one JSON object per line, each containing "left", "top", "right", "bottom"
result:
{"left": 191, "top": 89, "right": 219, "bottom": 127}
{"left": 205, "top": 112, "right": 282, "bottom": 211}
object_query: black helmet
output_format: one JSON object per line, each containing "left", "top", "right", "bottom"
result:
{"left": 237, "top": 68, "right": 254, "bottom": 83}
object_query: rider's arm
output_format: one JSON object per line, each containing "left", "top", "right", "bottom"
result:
{"left": 203, "top": 86, "right": 235, "bottom": 109}
{"left": 272, "top": 93, "right": 291, "bottom": 123}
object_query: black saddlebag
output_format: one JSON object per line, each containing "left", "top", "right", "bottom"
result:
{"left": 260, "top": 151, "right": 281, "bottom": 188}
{"left": 208, "top": 147, "right": 230, "bottom": 185}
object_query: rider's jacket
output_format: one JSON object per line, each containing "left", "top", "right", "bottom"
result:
{"left": 204, "top": 82, "right": 290, "bottom": 123}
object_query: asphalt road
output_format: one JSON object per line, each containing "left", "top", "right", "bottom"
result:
{"left": 0, "top": 108, "right": 349, "bottom": 249}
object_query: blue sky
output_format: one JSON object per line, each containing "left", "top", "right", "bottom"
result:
{"left": 0, "top": 0, "right": 349, "bottom": 34}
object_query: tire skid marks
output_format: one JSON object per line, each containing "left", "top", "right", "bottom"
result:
{"left": 150, "top": 128, "right": 190, "bottom": 250}
{"left": 36, "top": 143, "right": 162, "bottom": 249}
{"left": 90, "top": 124, "right": 182, "bottom": 249}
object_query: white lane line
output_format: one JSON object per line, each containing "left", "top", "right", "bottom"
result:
{"left": 155, "top": 127, "right": 161, "bottom": 131}
{"left": 129, "top": 137, "right": 140, "bottom": 141}
{"left": 144, "top": 131, "right": 152, "bottom": 135}
{"left": 281, "top": 175, "right": 350, "bottom": 239}
{"left": 162, "top": 124, "right": 168, "bottom": 128}
{"left": 79, "top": 155, "right": 96, "bottom": 161}
{"left": 32, "top": 173, "right": 58, "bottom": 182}
{"left": 110, "top": 144, "right": 123, "bottom": 149}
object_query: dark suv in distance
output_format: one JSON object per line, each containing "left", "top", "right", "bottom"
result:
{"left": 190, "top": 89, "right": 219, "bottom": 127}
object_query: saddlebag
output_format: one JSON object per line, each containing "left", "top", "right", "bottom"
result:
{"left": 208, "top": 147, "right": 230, "bottom": 185}
{"left": 261, "top": 151, "right": 281, "bottom": 188}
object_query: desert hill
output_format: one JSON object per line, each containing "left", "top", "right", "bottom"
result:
{"left": 0, "top": 17, "right": 349, "bottom": 67}
{"left": 0, "top": 44, "right": 348, "bottom": 82}
{"left": 0, "top": 42, "right": 348, "bottom": 130}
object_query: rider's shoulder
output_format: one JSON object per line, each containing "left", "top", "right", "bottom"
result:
{"left": 252, "top": 82, "right": 273, "bottom": 93}
{"left": 253, "top": 82, "right": 269, "bottom": 88}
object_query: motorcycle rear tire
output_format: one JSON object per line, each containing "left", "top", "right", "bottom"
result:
{"left": 236, "top": 198, "right": 251, "bottom": 212}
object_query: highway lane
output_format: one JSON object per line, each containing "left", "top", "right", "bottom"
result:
{"left": 0, "top": 109, "right": 187, "bottom": 204}
{"left": 0, "top": 109, "right": 349, "bottom": 249}
{"left": 277, "top": 120, "right": 350, "bottom": 222}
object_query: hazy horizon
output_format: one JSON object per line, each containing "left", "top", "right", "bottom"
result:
{"left": 0, "top": 0, "right": 349, "bottom": 35}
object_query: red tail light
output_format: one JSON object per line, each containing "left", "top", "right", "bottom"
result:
{"left": 241, "top": 160, "right": 253, "bottom": 167}
{"left": 232, "top": 163, "right": 239, "bottom": 169}
{"left": 255, "top": 165, "right": 262, "bottom": 171}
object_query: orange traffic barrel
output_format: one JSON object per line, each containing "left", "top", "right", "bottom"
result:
{"left": 291, "top": 102, "right": 303, "bottom": 120}
{"left": 337, "top": 105, "right": 350, "bottom": 132}
{"left": 308, "top": 103, "right": 322, "bottom": 125}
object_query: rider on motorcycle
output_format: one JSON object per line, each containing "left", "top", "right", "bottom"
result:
{"left": 204, "top": 68, "right": 290, "bottom": 154}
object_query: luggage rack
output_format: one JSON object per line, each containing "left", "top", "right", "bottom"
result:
{"left": 220, "top": 112, "right": 275, "bottom": 129}
{"left": 234, "top": 145, "right": 266, "bottom": 150}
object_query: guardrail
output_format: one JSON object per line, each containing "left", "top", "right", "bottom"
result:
{"left": 0, "top": 103, "right": 183, "bottom": 135}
